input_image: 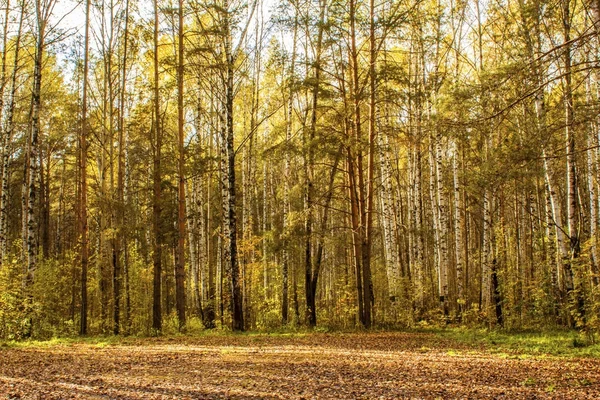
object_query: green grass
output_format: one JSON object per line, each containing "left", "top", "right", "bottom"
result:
{"left": 2, "top": 326, "right": 599, "bottom": 359}
{"left": 428, "top": 327, "right": 600, "bottom": 358}
{"left": 0, "top": 325, "right": 316, "bottom": 349}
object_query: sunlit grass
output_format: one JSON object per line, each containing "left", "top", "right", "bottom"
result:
{"left": 428, "top": 327, "right": 600, "bottom": 358}
{"left": 2, "top": 325, "right": 599, "bottom": 358}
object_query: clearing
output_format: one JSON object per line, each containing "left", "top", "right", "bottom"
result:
{"left": 0, "top": 331, "right": 599, "bottom": 399}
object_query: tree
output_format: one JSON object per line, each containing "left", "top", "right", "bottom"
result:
{"left": 152, "top": 0, "right": 163, "bottom": 332}
{"left": 175, "top": 0, "right": 187, "bottom": 330}
{"left": 79, "top": 0, "right": 91, "bottom": 336}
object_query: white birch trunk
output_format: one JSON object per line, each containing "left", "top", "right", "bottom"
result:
{"left": 378, "top": 131, "right": 400, "bottom": 300}
{"left": 197, "top": 177, "right": 207, "bottom": 305}
{"left": 428, "top": 138, "right": 439, "bottom": 301}
{"left": 186, "top": 177, "right": 199, "bottom": 313}
{"left": 586, "top": 76, "right": 598, "bottom": 280}
{"left": 452, "top": 139, "right": 464, "bottom": 308}
{"left": 435, "top": 131, "right": 448, "bottom": 313}
{"left": 481, "top": 189, "right": 492, "bottom": 310}
{"left": 219, "top": 118, "right": 230, "bottom": 321}
{"left": 25, "top": 4, "right": 45, "bottom": 288}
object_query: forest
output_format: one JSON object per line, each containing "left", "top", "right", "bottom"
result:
{"left": 0, "top": 0, "right": 599, "bottom": 340}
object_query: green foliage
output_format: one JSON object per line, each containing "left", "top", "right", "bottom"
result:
{"left": 430, "top": 327, "right": 600, "bottom": 358}
{"left": 255, "top": 302, "right": 282, "bottom": 330}
{"left": 32, "top": 256, "right": 79, "bottom": 339}
{"left": 0, "top": 257, "right": 28, "bottom": 340}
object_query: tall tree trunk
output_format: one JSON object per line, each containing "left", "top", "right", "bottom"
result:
{"left": 23, "top": 0, "right": 48, "bottom": 337}
{"left": 338, "top": 40, "right": 364, "bottom": 327}
{"left": 218, "top": 111, "right": 228, "bottom": 326}
{"left": 563, "top": 0, "right": 577, "bottom": 315}
{"left": 586, "top": 73, "right": 599, "bottom": 288}
{"left": 435, "top": 131, "right": 449, "bottom": 316}
{"left": 283, "top": 1, "right": 298, "bottom": 325}
{"left": 262, "top": 126, "right": 269, "bottom": 299}
{"left": 452, "top": 139, "right": 464, "bottom": 314}
{"left": 79, "top": 0, "right": 90, "bottom": 336}
{"left": 0, "top": 0, "right": 9, "bottom": 146}
{"left": 117, "top": 0, "right": 130, "bottom": 335}
{"left": 379, "top": 132, "right": 400, "bottom": 301}
{"left": 349, "top": 0, "right": 372, "bottom": 328}
{"left": 428, "top": 138, "right": 439, "bottom": 306}
{"left": 223, "top": 0, "right": 244, "bottom": 331}
{"left": 481, "top": 189, "right": 492, "bottom": 311}
{"left": 0, "top": 0, "right": 24, "bottom": 263}
{"left": 175, "top": 0, "right": 187, "bottom": 330}
{"left": 309, "top": 148, "right": 341, "bottom": 327}
{"left": 0, "top": 0, "right": 9, "bottom": 265}
{"left": 364, "top": 0, "right": 377, "bottom": 325}
{"left": 304, "top": 0, "right": 326, "bottom": 328}
{"left": 152, "top": 0, "right": 163, "bottom": 332}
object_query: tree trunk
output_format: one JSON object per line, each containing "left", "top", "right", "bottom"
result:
{"left": 283, "top": 2, "right": 298, "bottom": 325}
{"left": 117, "top": 0, "right": 130, "bottom": 335}
{"left": 0, "top": 0, "right": 24, "bottom": 263}
{"left": 152, "top": 0, "right": 163, "bottom": 332}
{"left": 223, "top": 0, "right": 243, "bottom": 331}
{"left": 349, "top": 0, "right": 372, "bottom": 328}
{"left": 563, "top": 0, "right": 577, "bottom": 314}
{"left": 452, "top": 140, "right": 464, "bottom": 314}
{"left": 378, "top": 129, "right": 400, "bottom": 302}
{"left": 0, "top": 0, "right": 8, "bottom": 265}
{"left": 481, "top": 189, "right": 492, "bottom": 311}
{"left": 435, "top": 130, "right": 449, "bottom": 316}
{"left": 79, "top": 0, "right": 90, "bottom": 336}
{"left": 175, "top": 0, "right": 187, "bottom": 330}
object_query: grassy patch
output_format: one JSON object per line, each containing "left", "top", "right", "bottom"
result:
{"left": 0, "top": 335, "right": 139, "bottom": 349}
{"left": 427, "top": 327, "right": 600, "bottom": 358}
{"left": 1, "top": 326, "right": 598, "bottom": 359}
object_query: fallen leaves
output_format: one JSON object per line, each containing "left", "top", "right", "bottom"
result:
{"left": 0, "top": 332, "right": 598, "bottom": 399}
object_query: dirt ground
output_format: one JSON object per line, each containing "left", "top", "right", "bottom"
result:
{"left": 0, "top": 332, "right": 598, "bottom": 399}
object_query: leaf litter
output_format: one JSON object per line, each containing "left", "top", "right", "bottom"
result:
{"left": 0, "top": 332, "right": 598, "bottom": 399}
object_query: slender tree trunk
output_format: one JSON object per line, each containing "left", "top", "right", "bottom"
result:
{"left": 435, "top": 130, "right": 449, "bottom": 316}
{"left": 22, "top": 0, "right": 48, "bottom": 337}
{"left": 347, "top": 153, "right": 364, "bottom": 325}
{"left": 364, "top": 0, "right": 377, "bottom": 325}
{"left": 0, "top": 0, "right": 9, "bottom": 265}
{"left": 0, "top": 0, "right": 24, "bottom": 263}
{"left": 482, "top": 189, "right": 492, "bottom": 310}
{"left": 563, "top": 0, "right": 577, "bottom": 316}
{"left": 586, "top": 74, "right": 599, "bottom": 288}
{"left": 262, "top": 126, "right": 269, "bottom": 299}
{"left": 309, "top": 148, "right": 341, "bottom": 327}
{"left": 218, "top": 112, "right": 229, "bottom": 326}
{"left": 303, "top": 0, "right": 327, "bottom": 327}
{"left": 349, "top": 0, "right": 372, "bottom": 328}
{"left": 223, "top": 0, "right": 243, "bottom": 331}
{"left": 428, "top": 138, "right": 440, "bottom": 305}
{"left": 117, "top": 0, "right": 130, "bottom": 335}
{"left": 105, "top": 0, "right": 119, "bottom": 336}
{"left": 0, "top": 1, "right": 9, "bottom": 142}
{"left": 79, "top": 0, "right": 90, "bottom": 336}
{"left": 175, "top": 0, "right": 187, "bottom": 330}
{"left": 283, "top": 1, "right": 298, "bottom": 325}
{"left": 453, "top": 140, "right": 464, "bottom": 314}
{"left": 379, "top": 131, "right": 400, "bottom": 301}
{"left": 152, "top": 0, "right": 163, "bottom": 332}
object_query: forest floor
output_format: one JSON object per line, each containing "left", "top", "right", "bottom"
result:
{"left": 1, "top": 331, "right": 599, "bottom": 399}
